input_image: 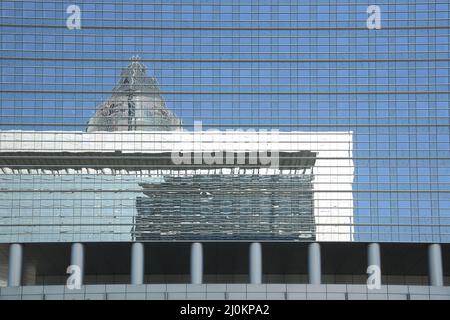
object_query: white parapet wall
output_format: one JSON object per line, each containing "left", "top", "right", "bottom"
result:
{"left": 0, "top": 130, "right": 354, "bottom": 242}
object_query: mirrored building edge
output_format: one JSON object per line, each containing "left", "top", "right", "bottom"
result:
{"left": 0, "top": 130, "right": 354, "bottom": 243}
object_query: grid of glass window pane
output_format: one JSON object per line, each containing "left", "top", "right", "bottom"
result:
{"left": 0, "top": 1, "right": 449, "bottom": 242}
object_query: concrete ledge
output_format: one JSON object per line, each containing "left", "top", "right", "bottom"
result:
{"left": 346, "top": 285, "right": 368, "bottom": 293}
{"left": 430, "top": 286, "right": 450, "bottom": 295}
{"left": 368, "top": 293, "right": 388, "bottom": 300}
{"left": 105, "top": 284, "right": 126, "bottom": 293}
{"left": 430, "top": 295, "right": 450, "bottom": 300}
{"left": 0, "top": 295, "right": 21, "bottom": 300}
{"left": 247, "top": 284, "right": 267, "bottom": 292}
{"left": 187, "top": 284, "right": 207, "bottom": 292}
{"left": 1, "top": 287, "right": 22, "bottom": 295}
{"left": 206, "top": 284, "right": 227, "bottom": 292}
{"left": 64, "top": 293, "right": 84, "bottom": 300}
{"left": 22, "top": 294, "right": 44, "bottom": 300}
{"left": 43, "top": 286, "right": 64, "bottom": 294}
{"left": 168, "top": 292, "right": 187, "bottom": 299}
{"left": 187, "top": 292, "right": 207, "bottom": 299}
{"left": 286, "top": 284, "right": 307, "bottom": 292}
{"left": 327, "top": 293, "right": 346, "bottom": 300}
{"left": 167, "top": 284, "right": 187, "bottom": 292}
{"left": 64, "top": 287, "right": 85, "bottom": 294}
{"left": 85, "top": 293, "right": 105, "bottom": 300}
{"left": 147, "top": 292, "right": 165, "bottom": 300}
{"left": 147, "top": 284, "right": 167, "bottom": 292}
{"left": 408, "top": 286, "right": 430, "bottom": 295}
{"left": 267, "top": 292, "right": 285, "bottom": 300}
{"left": 247, "top": 292, "right": 267, "bottom": 299}
{"left": 367, "top": 285, "right": 387, "bottom": 294}
{"left": 22, "top": 286, "right": 44, "bottom": 294}
{"left": 207, "top": 292, "right": 225, "bottom": 300}
{"left": 409, "top": 294, "right": 430, "bottom": 300}
{"left": 126, "top": 292, "right": 146, "bottom": 300}
{"left": 347, "top": 293, "right": 367, "bottom": 300}
{"left": 44, "top": 294, "right": 65, "bottom": 300}
{"left": 106, "top": 293, "right": 126, "bottom": 300}
{"left": 226, "top": 284, "right": 246, "bottom": 292}
{"left": 307, "top": 284, "right": 327, "bottom": 293}
{"left": 307, "top": 292, "right": 327, "bottom": 300}
{"left": 1, "top": 284, "right": 450, "bottom": 300}
{"left": 387, "top": 285, "right": 408, "bottom": 294}
{"left": 286, "top": 292, "right": 306, "bottom": 300}
{"left": 326, "top": 284, "right": 348, "bottom": 293}
{"left": 85, "top": 284, "right": 106, "bottom": 293}
{"left": 227, "top": 292, "right": 246, "bottom": 300}
{"left": 266, "top": 284, "right": 287, "bottom": 292}
{"left": 387, "top": 294, "right": 408, "bottom": 300}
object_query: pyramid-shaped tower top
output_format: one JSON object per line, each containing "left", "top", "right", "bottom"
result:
{"left": 86, "top": 56, "right": 182, "bottom": 132}
{"left": 113, "top": 55, "right": 160, "bottom": 93}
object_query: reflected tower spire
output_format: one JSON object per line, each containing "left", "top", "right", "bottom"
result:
{"left": 86, "top": 56, "right": 182, "bottom": 132}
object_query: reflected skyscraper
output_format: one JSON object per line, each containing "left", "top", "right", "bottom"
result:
{"left": 87, "top": 56, "right": 182, "bottom": 132}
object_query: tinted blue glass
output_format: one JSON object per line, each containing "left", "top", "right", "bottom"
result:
{"left": 0, "top": 0, "right": 449, "bottom": 242}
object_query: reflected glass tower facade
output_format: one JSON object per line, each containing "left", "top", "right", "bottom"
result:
{"left": 133, "top": 174, "right": 316, "bottom": 241}
{"left": 0, "top": 1, "right": 449, "bottom": 300}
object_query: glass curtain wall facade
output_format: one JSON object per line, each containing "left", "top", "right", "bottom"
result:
{"left": 0, "top": 0, "right": 449, "bottom": 245}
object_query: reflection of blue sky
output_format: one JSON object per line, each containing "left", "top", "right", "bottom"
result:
{"left": 0, "top": 1, "right": 449, "bottom": 242}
